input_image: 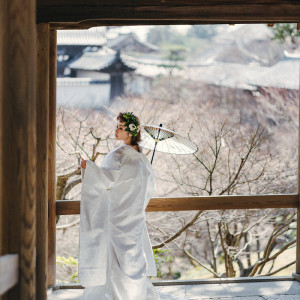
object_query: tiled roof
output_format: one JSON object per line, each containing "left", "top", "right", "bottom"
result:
{"left": 57, "top": 28, "right": 106, "bottom": 46}
{"left": 123, "top": 56, "right": 186, "bottom": 77}
{"left": 57, "top": 78, "right": 98, "bottom": 87}
{"left": 69, "top": 48, "right": 135, "bottom": 72}
{"left": 185, "top": 59, "right": 299, "bottom": 90}
{"left": 57, "top": 29, "right": 158, "bottom": 54}
{"left": 69, "top": 48, "right": 115, "bottom": 70}
{"left": 248, "top": 59, "right": 300, "bottom": 90}
{"left": 106, "top": 32, "right": 158, "bottom": 52}
{"left": 185, "top": 62, "right": 266, "bottom": 90}
{"left": 68, "top": 47, "right": 299, "bottom": 90}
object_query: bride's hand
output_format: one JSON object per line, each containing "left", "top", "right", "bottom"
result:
{"left": 81, "top": 158, "right": 87, "bottom": 169}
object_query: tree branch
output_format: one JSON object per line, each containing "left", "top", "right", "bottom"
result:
{"left": 153, "top": 210, "right": 203, "bottom": 249}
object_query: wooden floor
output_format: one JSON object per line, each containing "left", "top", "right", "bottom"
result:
{"left": 48, "top": 277, "right": 300, "bottom": 299}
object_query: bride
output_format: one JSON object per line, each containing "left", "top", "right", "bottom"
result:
{"left": 79, "top": 112, "right": 183, "bottom": 300}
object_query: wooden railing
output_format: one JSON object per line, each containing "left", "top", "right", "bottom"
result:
{"left": 55, "top": 194, "right": 300, "bottom": 282}
{"left": 56, "top": 194, "right": 299, "bottom": 215}
{"left": 0, "top": 254, "right": 19, "bottom": 296}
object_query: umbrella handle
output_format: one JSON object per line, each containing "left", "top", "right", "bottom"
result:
{"left": 150, "top": 124, "right": 163, "bottom": 164}
{"left": 151, "top": 141, "right": 158, "bottom": 164}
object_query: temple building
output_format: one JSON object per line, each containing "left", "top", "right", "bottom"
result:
{"left": 68, "top": 48, "right": 135, "bottom": 100}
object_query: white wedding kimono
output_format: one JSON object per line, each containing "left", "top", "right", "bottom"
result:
{"left": 79, "top": 144, "right": 160, "bottom": 300}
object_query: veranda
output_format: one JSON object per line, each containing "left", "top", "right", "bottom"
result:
{"left": 1, "top": 1, "right": 300, "bottom": 300}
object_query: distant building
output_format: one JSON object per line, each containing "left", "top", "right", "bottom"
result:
{"left": 106, "top": 32, "right": 158, "bottom": 54}
{"left": 69, "top": 48, "right": 135, "bottom": 101}
{"left": 57, "top": 28, "right": 105, "bottom": 77}
{"left": 57, "top": 29, "right": 158, "bottom": 77}
{"left": 185, "top": 53, "right": 300, "bottom": 91}
{"left": 68, "top": 47, "right": 183, "bottom": 98}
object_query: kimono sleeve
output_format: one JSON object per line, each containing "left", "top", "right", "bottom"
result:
{"left": 83, "top": 151, "right": 123, "bottom": 190}
{"left": 79, "top": 151, "right": 123, "bottom": 287}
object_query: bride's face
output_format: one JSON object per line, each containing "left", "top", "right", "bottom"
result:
{"left": 115, "top": 121, "right": 131, "bottom": 141}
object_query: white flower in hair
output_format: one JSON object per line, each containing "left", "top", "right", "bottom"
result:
{"left": 129, "top": 124, "right": 136, "bottom": 131}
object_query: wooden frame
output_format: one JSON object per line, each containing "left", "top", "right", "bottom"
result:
{"left": 297, "top": 64, "right": 300, "bottom": 275}
{"left": 46, "top": 0, "right": 300, "bottom": 286}
{"left": 56, "top": 194, "right": 299, "bottom": 215}
{"left": 37, "top": 0, "right": 300, "bottom": 29}
{"left": 0, "top": 1, "right": 300, "bottom": 299}
{"left": 36, "top": 23, "right": 50, "bottom": 299}
{"left": 48, "top": 30, "right": 57, "bottom": 287}
{"left": 35, "top": 0, "right": 300, "bottom": 290}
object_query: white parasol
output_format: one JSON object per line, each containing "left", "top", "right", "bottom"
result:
{"left": 139, "top": 124, "right": 198, "bottom": 164}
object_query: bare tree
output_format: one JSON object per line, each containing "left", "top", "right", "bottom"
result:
{"left": 55, "top": 99, "right": 296, "bottom": 280}
{"left": 147, "top": 117, "right": 296, "bottom": 278}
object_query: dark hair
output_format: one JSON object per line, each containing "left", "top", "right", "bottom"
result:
{"left": 117, "top": 112, "right": 141, "bottom": 146}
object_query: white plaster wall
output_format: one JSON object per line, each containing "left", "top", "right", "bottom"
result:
{"left": 57, "top": 83, "right": 110, "bottom": 108}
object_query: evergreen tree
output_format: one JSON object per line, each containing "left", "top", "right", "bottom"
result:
{"left": 271, "top": 23, "right": 300, "bottom": 44}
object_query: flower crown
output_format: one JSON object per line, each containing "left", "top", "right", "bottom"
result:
{"left": 123, "top": 112, "right": 140, "bottom": 137}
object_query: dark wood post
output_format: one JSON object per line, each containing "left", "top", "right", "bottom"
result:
{"left": 0, "top": 0, "right": 37, "bottom": 299}
{"left": 48, "top": 29, "right": 57, "bottom": 286}
{"left": 294, "top": 61, "right": 300, "bottom": 281}
{"left": 36, "top": 23, "right": 50, "bottom": 299}
{"left": 296, "top": 209, "right": 300, "bottom": 279}
{"left": 0, "top": 2, "right": 3, "bottom": 298}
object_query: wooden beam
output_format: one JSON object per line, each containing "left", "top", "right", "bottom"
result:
{"left": 56, "top": 194, "right": 299, "bottom": 215}
{"left": 36, "top": 0, "right": 300, "bottom": 28}
{"left": 0, "top": 255, "right": 19, "bottom": 296}
{"left": 48, "top": 29, "right": 57, "bottom": 287}
{"left": 50, "top": 20, "right": 242, "bottom": 30}
{"left": 0, "top": 0, "right": 37, "bottom": 299}
{"left": 36, "top": 23, "right": 50, "bottom": 300}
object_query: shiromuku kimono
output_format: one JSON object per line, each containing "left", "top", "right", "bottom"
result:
{"left": 79, "top": 143, "right": 159, "bottom": 300}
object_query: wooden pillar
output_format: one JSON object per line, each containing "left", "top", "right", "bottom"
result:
{"left": 295, "top": 61, "right": 300, "bottom": 281}
{"left": 0, "top": 0, "right": 4, "bottom": 263}
{"left": 296, "top": 211, "right": 300, "bottom": 278}
{"left": 36, "top": 23, "right": 50, "bottom": 299}
{"left": 48, "top": 29, "right": 57, "bottom": 286}
{"left": 0, "top": 0, "right": 37, "bottom": 299}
